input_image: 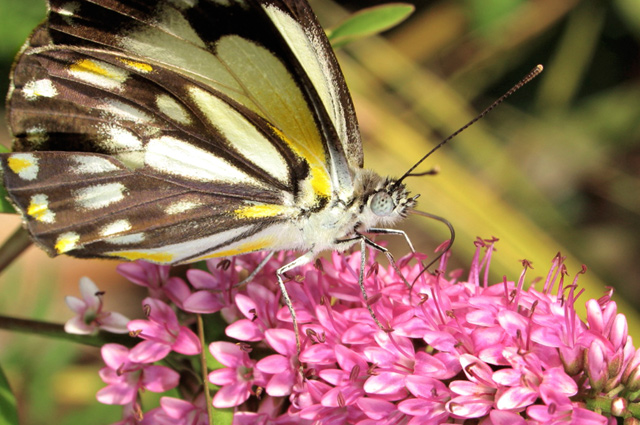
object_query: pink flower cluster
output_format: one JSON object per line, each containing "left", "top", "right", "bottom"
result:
{"left": 91, "top": 240, "right": 640, "bottom": 424}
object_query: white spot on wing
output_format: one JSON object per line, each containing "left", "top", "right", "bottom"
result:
{"left": 71, "top": 155, "right": 120, "bottom": 174}
{"left": 99, "top": 99, "right": 153, "bottom": 124}
{"left": 55, "top": 232, "right": 80, "bottom": 253}
{"left": 167, "top": 0, "right": 198, "bottom": 9}
{"left": 25, "top": 126, "right": 49, "bottom": 146}
{"left": 7, "top": 153, "right": 39, "bottom": 180}
{"left": 74, "top": 183, "right": 127, "bottom": 210}
{"left": 97, "top": 124, "right": 143, "bottom": 150}
{"left": 156, "top": 94, "right": 192, "bottom": 125}
{"left": 100, "top": 219, "right": 132, "bottom": 237}
{"left": 105, "top": 232, "right": 145, "bottom": 245}
{"left": 145, "top": 136, "right": 263, "bottom": 185}
{"left": 57, "top": 2, "right": 79, "bottom": 16}
{"left": 165, "top": 200, "right": 202, "bottom": 215}
{"left": 188, "top": 86, "right": 289, "bottom": 183}
{"left": 22, "top": 79, "right": 58, "bottom": 100}
{"left": 27, "top": 194, "right": 55, "bottom": 223}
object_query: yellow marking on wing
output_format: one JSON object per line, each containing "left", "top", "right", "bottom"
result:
{"left": 192, "top": 238, "right": 272, "bottom": 261}
{"left": 117, "top": 58, "right": 153, "bottom": 73}
{"left": 234, "top": 204, "right": 289, "bottom": 219}
{"left": 107, "top": 251, "right": 174, "bottom": 264}
{"left": 8, "top": 156, "right": 33, "bottom": 174}
{"left": 55, "top": 232, "right": 80, "bottom": 254}
{"left": 27, "top": 195, "right": 55, "bottom": 223}
{"left": 309, "top": 166, "right": 331, "bottom": 200}
{"left": 269, "top": 125, "right": 331, "bottom": 200}
{"left": 70, "top": 59, "right": 124, "bottom": 80}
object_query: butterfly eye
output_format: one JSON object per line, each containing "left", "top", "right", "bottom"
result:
{"left": 370, "top": 191, "right": 395, "bottom": 217}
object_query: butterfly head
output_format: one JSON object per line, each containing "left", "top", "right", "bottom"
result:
{"left": 358, "top": 171, "right": 417, "bottom": 229}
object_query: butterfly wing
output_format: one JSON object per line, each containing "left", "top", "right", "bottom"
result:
{"left": 2, "top": 0, "right": 363, "bottom": 264}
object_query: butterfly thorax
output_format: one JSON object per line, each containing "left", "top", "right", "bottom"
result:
{"left": 295, "top": 168, "right": 415, "bottom": 255}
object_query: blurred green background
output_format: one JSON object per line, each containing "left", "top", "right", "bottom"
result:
{"left": 0, "top": 0, "right": 638, "bottom": 423}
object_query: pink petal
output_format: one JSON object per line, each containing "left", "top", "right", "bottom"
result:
{"left": 356, "top": 397, "right": 395, "bottom": 420}
{"left": 234, "top": 294, "right": 258, "bottom": 319}
{"left": 96, "top": 383, "right": 137, "bottom": 405}
{"left": 264, "top": 329, "right": 296, "bottom": 356}
{"left": 160, "top": 397, "right": 195, "bottom": 419}
{"left": 212, "top": 381, "right": 251, "bottom": 408}
{"left": 99, "top": 312, "right": 130, "bottom": 333}
{"left": 496, "top": 386, "right": 538, "bottom": 410}
{"left": 101, "top": 344, "right": 130, "bottom": 370}
{"left": 489, "top": 410, "right": 527, "bottom": 425}
{"left": 398, "top": 398, "right": 435, "bottom": 416}
{"left": 265, "top": 368, "right": 295, "bottom": 396}
{"left": 334, "top": 345, "right": 367, "bottom": 372}
{"left": 127, "top": 319, "right": 168, "bottom": 341}
{"left": 78, "top": 277, "right": 101, "bottom": 308}
{"left": 64, "top": 316, "right": 95, "bottom": 335}
{"left": 209, "top": 341, "right": 243, "bottom": 367}
{"left": 208, "top": 368, "right": 237, "bottom": 386}
{"left": 183, "top": 291, "right": 224, "bottom": 313}
{"left": 164, "top": 277, "right": 192, "bottom": 305}
{"left": 142, "top": 365, "right": 180, "bottom": 392}
{"left": 363, "top": 372, "right": 406, "bottom": 394}
{"left": 446, "top": 395, "right": 492, "bottom": 418}
{"left": 405, "top": 375, "right": 448, "bottom": 399}
{"left": 256, "top": 354, "right": 289, "bottom": 374}
{"left": 187, "top": 269, "right": 221, "bottom": 290}
{"left": 225, "top": 319, "right": 263, "bottom": 341}
{"left": 299, "top": 343, "right": 336, "bottom": 364}
{"left": 129, "top": 340, "right": 172, "bottom": 363}
{"left": 172, "top": 326, "right": 201, "bottom": 355}
{"left": 144, "top": 298, "right": 178, "bottom": 328}
{"left": 65, "top": 296, "right": 86, "bottom": 314}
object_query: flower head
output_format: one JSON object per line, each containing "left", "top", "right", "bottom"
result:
{"left": 127, "top": 298, "right": 201, "bottom": 363}
{"left": 202, "top": 240, "right": 639, "bottom": 423}
{"left": 64, "top": 277, "right": 129, "bottom": 335}
{"left": 97, "top": 343, "right": 180, "bottom": 406}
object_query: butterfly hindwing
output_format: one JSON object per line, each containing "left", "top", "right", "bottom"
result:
{"left": 2, "top": 150, "right": 303, "bottom": 264}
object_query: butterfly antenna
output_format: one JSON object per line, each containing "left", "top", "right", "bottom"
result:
{"left": 395, "top": 64, "right": 544, "bottom": 186}
{"left": 410, "top": 209, "right": 455, "bottom": 273}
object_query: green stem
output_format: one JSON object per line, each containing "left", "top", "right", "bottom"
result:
{"left": 0, "top": 314, "right": 135, "bottom": 347}
{"left": 0, "top": 226, "right": 32, "bottom": 274}
{"left": 197, "top": 314, "right": 215, "bottom": 425}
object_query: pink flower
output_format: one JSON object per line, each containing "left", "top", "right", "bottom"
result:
{"left": 208, "top": 341, "right": 266, "bottom": 408}
{"left": 164, "top": 258, "right": 242, "bottom": 314}
{"left": 96, "top": 344, "right": 179, "bottom": 405}
{"left": 202, "top": 239, "right": 634, "bottom": 423}
{"left": 117, "top": 261, "right": 171, "bottom": 300}
{"left": 255, "top": 329, "right": 300, "bottom": 396}
{"left": 64, "top": 277, "right": 129, "bottom": 335}
{"left": 140, "top": 394, "right": 208, "bottom": 425}
{"left": 127, "top": 298, "right": 201, "bottom": 363}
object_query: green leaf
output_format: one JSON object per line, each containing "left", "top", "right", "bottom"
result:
{"left": 328, "top": 3, "right": 414, "bottom": 48}
{"left": 0, "top": 364, "right": 18, "bottom": 425}
{"left": 211, "top": 407, "right": 234, "bottom": 425}
{"left": 0, "top": 185, "right": 17, "bottom": 215}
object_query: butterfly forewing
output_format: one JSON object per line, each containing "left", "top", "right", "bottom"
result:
{"left": 3, "top": 0, "right": 365, "bottom": 264}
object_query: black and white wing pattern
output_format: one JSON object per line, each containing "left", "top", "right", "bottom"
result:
{"left": 1, "top": 0, "right": 364, "bottom": 264}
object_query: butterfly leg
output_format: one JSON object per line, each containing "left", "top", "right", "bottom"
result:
{"left": 234, "top": 251, "right": 275, "bottom": 287}
{"left": 276, "top": 252, "right": 315, "bottom": 353}
{"left": 362, "top": 235, "right": 412, "bottom": 290}
{"left": 366, "top": 227, "right": 416, "bottom": 253}
{"left": 334, "top": 235, "right": 388, "bottom": 332}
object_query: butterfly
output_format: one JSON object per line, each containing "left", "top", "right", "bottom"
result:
{"left": 1, "top": 0, "right": 424, "bottom": 341}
